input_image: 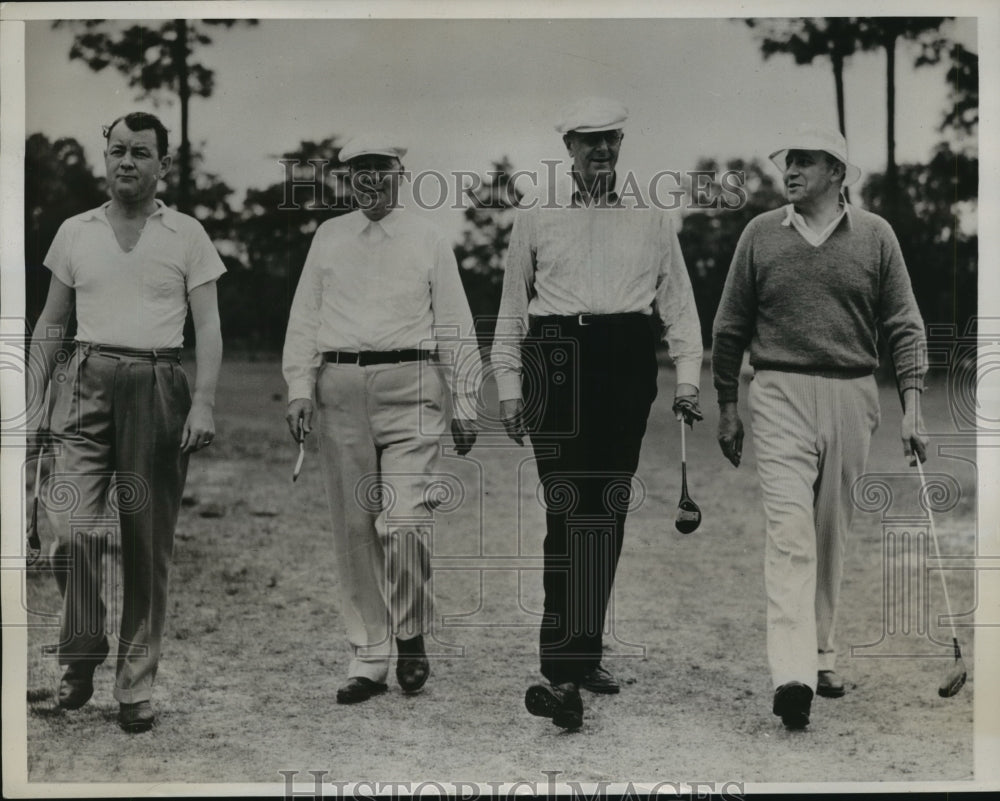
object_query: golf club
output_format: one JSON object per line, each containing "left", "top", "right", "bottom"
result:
{"left": 292, "top": 418, "right": 306, "bottom": 483}
{"left": 915, "top": 458, "right": 967, "bottom": 697}
{"left": 26, "top": 442, "right": 43, "bottom": 566}
{"left": 675, "top": 417, "right": 702, "bottom": 534}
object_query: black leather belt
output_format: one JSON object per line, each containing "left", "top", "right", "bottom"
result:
{"left": 530, "top": 312, "right": 649, "bottom": 328}
{"left": 323, "top": 349, "right": 432, "bottom": 366}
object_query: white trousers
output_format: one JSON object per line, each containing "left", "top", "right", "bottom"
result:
{"left": 316, "top": 361, "right": 446, "bottom": 682}
{"left": 749, "top": 370, "right": 880, "bottom": 690}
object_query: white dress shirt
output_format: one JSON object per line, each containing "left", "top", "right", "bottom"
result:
{"left": 282, "top": 208, "right": 480, "bottom": 417}
{"left": 490, "top": 195, "right": 704, "bottom": 402}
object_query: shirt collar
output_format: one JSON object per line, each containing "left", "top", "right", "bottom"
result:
{"left": 353, "top": 207, "right": 402, "bottom": 238}
{"left": 570, "top": 171, "right": 619, "bottom": 207}
{"left": 781, "top": 194, "right": 853, "bottom": 231}
{"left": 83, "top": 199, "right": 180, "bottom": 232}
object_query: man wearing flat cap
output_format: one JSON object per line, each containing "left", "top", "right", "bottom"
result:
{"left": 712, "top": 124, "right": 928, "bottom": 729}
{"left": 283, "top": 135, "right": 481, "bottom": 704}
{"left": 491, "top": 97, "right": 704, "bottom": 730}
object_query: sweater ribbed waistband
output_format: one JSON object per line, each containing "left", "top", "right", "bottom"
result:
{"left": 753, "top": 364, "right": 874, "bottom": 380}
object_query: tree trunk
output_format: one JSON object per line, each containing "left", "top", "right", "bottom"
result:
{"left": 832, "top": 51, "right": 846, "bottom": 136}
{"left": 832, "top": 50, "right": 850, "bottom": 203}
{"left": 884, "top": 28, "right": 898, "bottom": 219}
{"left": 175, "top": 19, "right": 191, "bottom": 215}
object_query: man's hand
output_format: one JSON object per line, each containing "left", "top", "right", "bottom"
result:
{"left": 672, "top": 384, "right": 703, "bottom": 427}
{"left": 901, "top": 389, "right": 928, "bottom": 465}
{"left": 181, "top": 401, "right": 216, "bottom": 453}
{"left": 499, "top": 398, "right": 526, "bottom": 446}
{"left": 717, "top": 401, "right": 744, "bottom": 468}
{"left": 451, "top": 418, "right": 477, "bottom": 455}
{"left": 286, "top": 398, "right": 314, "bottom": 442}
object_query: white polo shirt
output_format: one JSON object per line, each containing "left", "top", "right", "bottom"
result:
{"left": 44, "top": 201, "right": 226, "bottom": 349}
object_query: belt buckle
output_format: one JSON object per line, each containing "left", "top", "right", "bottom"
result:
{"left": 577, "top": 313, "right": 590, "bottom": 327}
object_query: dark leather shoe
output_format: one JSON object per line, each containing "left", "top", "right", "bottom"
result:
{"left": 57, "top": 639, "right": 109, "bottom": 710}
{"left": 816, "top": 670, "right": 845, "bottom": 698}
{"left": 581, "top": 664, "right": 620, "bottom": 695}
{"left": 772, "top": 682, "right": 813, "bottom": 730}
{"left": 396, "top": 636, "right": 429, "bottom": 694}
{"left": 525, "top": 682, "right": 583, "bottom": 731}
{"left": 336, "top": 677, "right": 388, "bottom": 704}
{"left": 117, "top": 701, "right": 155, "bottom": 733}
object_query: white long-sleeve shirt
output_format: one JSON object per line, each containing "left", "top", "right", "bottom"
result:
{"left": 490, "top": 196, "right": 704, "bottom": 402}
{"left": 282, "top": 208, "right": 481, "bottom": 417}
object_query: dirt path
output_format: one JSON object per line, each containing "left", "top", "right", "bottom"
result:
{"left": 23, "top": 358, "right": 975, "bottom": 786}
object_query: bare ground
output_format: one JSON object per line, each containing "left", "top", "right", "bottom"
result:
{"left": 22, "top": 357, "right": 975, "bottom": 786}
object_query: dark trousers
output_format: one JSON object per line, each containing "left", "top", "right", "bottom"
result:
{"left": 522, "top": 314, "right": 658, "bottom": 684}
{"left": 44, "top": 346, "right": 190, "bottom": 703}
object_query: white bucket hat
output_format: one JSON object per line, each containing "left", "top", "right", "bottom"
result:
{"left": 769, "top": 124, "right": 861, "bottom": 187}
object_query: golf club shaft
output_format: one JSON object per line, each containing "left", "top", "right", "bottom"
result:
{"left": 915, "top": 459, "right": 960, "bottom": 642}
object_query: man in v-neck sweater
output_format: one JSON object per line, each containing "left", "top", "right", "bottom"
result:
{"left": 27, "top": 112, "right": 225, "bottom": 733}
{"left": 711, "top": 125, "right": 928, "bottom": 730}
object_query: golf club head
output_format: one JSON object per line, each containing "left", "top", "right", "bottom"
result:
{"left": 675, "top": 500, "right": 702, "bottom": 534}
{"left": 938, "top": 659, "right": 967, "bottom": 698}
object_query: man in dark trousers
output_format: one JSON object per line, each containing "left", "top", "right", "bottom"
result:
{"left": 27, "top": 111, "right": 225, "bottom": 733}
{"left": 712, "top": 124, "right": 928, "bottom": 730}
{"left": 492, "top": 97, "right": 704, "bottom": 730}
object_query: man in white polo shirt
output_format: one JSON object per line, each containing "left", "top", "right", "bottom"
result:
{"left": 282, "top": 135, "right": 481, "bottom": 704}
{"left": 27, "top": 111, "right": 225, "bottom": 733}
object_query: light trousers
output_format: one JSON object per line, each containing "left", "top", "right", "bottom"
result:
{"left": 749, "top": 370, "right": 879, "bottom": 690}
{"left": 315, "top": 361, "right": 446, "bottom": 682}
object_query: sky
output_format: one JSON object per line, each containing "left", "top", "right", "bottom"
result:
{"left": 18, "top": 12, "right": 979, "bottom": 236}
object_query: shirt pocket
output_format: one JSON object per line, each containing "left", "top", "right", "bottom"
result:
{"left": 142, "top": 271, "right": 185, "bottom": 314}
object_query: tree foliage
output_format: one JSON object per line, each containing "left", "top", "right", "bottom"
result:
{"left": 55, "top": 19, "right": 257, "bottom": 214}
{"left": 452, "top": 158, "right": 523, "bottom": 345}
{"left": 231, "top": 138, "right": 352, "bottom": 351}
{"left": 24, "top": 134, "right": 107, "bottom": 328}
{"left": 677, "top": 158, "right": 787, "bottom": 344}
{"left": 745, "top": 17, "right": 874, "bottom": 137}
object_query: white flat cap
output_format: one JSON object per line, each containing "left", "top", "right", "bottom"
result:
{"left": 339, "top": 135, "right": 407, "bottom": 163}
{"left": 769, "top": 124, "right": 861, "bottom": 186}
{"left": 555, "top": 96, "right": 629, "bottom": 134}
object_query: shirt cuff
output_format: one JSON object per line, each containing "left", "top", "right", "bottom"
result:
{"left": 286, "top": 380, "right": 315, "bottom": 404}
{"left": 453, "top": 392, "right": 479, "bottom": 420}
{"left": 494, "top": 372, "right": 523, "bottom": 403}
{"left": 674, "top": 358, "right": 702, "bottom": 391}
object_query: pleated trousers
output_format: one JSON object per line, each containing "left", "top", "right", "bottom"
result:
{"left": 523, "top": 315, "right": 659, "bottom": 684}
{"left": 315, "top": 361, "right": 446, "bottom": 682}
{"left": 44, "top": 345, "right": 190, "bottom": 703}
{"left": 749, "top": 370, "right": 880, "bottom": 690}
